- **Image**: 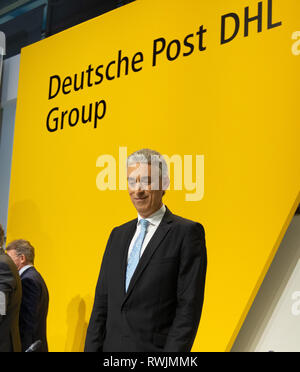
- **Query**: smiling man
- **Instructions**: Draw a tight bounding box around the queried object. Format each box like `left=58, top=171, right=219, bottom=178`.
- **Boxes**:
left=85, top=149, right=207, bottom=352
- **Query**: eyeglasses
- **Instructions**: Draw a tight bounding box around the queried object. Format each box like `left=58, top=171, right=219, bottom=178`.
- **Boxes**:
left=127, top=176, right=159, bottom=189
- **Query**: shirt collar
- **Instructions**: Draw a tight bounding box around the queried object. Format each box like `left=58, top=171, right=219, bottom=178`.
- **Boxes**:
left=19, top=264, right=33, bottom=276
left=138, top=204, right=166, bottom=227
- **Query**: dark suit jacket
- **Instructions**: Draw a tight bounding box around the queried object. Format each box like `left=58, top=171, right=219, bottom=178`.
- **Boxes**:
left=19, top=266, right=49, bottom=352
left=0, top=252, right=22, bottom=352
left=85, top=207, right=207, bottom=352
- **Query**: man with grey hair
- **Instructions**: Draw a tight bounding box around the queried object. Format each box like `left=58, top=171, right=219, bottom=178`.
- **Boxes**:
left=85, top=148, right=207, bottom=352
left=0, top=224, right=22, bottom=352
left=6, top=239, right=49, bottom=352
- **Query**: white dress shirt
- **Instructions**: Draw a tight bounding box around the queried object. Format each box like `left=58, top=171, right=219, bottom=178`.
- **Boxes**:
left=127, top=204, right=166, bottom=261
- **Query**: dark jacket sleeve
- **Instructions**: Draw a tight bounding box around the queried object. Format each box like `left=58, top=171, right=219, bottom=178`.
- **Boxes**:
left=0, top=261, right=16, bottom=323
left=84, top=229, right=114, bottom=352
left=19, top=277, right=41, bottom=351
left=163, top=222, right=207, bottom=352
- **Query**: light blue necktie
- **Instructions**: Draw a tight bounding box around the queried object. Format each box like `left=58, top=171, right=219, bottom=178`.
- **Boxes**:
left=125, top=219, right=149, bottom=292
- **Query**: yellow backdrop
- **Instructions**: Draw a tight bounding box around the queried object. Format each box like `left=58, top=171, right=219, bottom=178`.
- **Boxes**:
left=7, top=0, right=300, bottom=351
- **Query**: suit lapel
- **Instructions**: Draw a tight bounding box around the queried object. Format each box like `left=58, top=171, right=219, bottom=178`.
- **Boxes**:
left=122, top=207, right=173, bottom=306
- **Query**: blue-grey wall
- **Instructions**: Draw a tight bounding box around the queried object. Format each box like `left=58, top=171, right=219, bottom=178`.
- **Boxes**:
left=0, top=54, right=19, bottom=235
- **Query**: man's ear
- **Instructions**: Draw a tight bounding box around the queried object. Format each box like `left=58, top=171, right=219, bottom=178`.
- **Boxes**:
left=162, top=176, right=170, bottom=191
left=20, top=254, right=26, bottom=264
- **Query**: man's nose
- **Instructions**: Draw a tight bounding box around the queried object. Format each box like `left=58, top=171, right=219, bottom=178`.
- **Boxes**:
left=134, top=182, right=145, bottom=192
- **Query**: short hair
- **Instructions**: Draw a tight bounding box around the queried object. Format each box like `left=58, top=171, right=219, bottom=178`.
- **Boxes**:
left=0, top=224, right=4, bottom=250
left=127, top=148, right=169, bottom=178
left=6, top=239, right=35, bottom=264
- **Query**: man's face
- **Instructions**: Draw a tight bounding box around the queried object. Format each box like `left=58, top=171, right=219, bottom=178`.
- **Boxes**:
left=127, top=163, right=167, bottom=218
left=6, top=249, right=25, bottom=270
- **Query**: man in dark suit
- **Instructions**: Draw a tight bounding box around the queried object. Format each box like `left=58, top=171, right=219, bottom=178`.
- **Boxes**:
left=0, top=224, right=22, bottom=352
left=6, top=239, right=49, bottom=352
left=85, top=149, right=207, bottom=352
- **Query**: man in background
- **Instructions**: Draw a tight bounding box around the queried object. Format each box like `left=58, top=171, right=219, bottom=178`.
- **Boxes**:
left=0, top=224, right=22, bottom=352
left=6, top=239, right=49, bottom=352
